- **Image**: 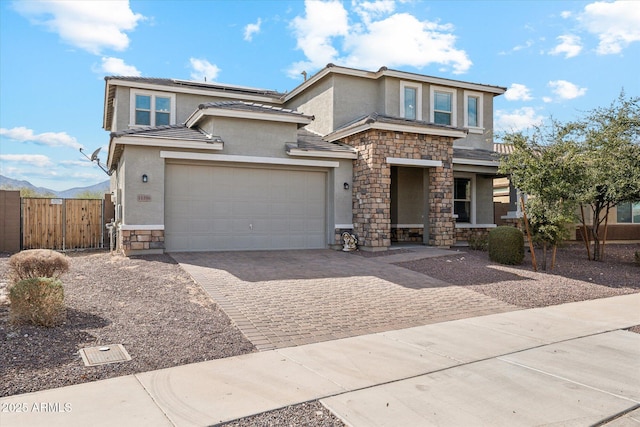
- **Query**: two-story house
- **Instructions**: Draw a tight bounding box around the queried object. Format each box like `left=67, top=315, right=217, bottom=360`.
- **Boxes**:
left=103, top=64, right=506, bottom=255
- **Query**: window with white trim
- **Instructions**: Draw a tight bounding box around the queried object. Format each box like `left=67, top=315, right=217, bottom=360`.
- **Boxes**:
left=130, top=90, right=176, bottom=127
left=430, top=86, right=457, bottom=126
left=454, top=177, right=472, bottom=223
left=400, top=81, right=422, bottom=120
left=617, top=202, right=640, bottom=223
left=464, top=90, right=484, bottom=132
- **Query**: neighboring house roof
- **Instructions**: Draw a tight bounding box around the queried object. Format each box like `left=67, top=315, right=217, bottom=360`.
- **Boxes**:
left=185, top=101, right=314, bottom=128
left=286, top=129, right=358, bottom=159
left=493, top=143, right=515, bottom=155
left=325, top=112, right=468, bottom=142
left=107, top=125, right=223, bottom=169
left=453, top=147, right=500, bottom=163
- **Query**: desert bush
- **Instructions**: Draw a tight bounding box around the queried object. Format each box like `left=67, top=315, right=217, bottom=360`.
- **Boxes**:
left=468, top=234, right=488, bottom=251
left=8, top=249, right=69, bottom=284
left=488, top=226, right=525, bottom=265
left=9, top=278, right=66, bottom=327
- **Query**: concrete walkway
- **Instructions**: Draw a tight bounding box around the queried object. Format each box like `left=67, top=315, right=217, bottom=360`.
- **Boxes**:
left=171, top=248, right=517, bottom=350
left=1, top=293, right=639, bottom=427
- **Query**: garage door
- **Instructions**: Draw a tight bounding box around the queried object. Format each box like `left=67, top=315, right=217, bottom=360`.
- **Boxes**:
left=165, top=163, right=327, bottom=251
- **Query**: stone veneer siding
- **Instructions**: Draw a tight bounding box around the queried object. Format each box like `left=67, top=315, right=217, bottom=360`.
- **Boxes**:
left=391, top=227, right=423, bottom=243
left=342, top=130, right=455, bottom=250
left=120, top=229, right=165, bottom=253
left=454, top=227, right=492, bottom=245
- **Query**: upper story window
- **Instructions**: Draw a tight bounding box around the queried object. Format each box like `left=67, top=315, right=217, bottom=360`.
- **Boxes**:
left=430, top=86, right=457, bottom=126
left=464, top=91, right=484, bottom=133
left=617, top=202, right=640, bottom=223
left=130, top=90, right=176, bottom=127
left=400, top=81, right=422, bottom=120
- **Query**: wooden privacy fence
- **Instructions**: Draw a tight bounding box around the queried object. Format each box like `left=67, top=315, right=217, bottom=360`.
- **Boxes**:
left=22, top=198, right=104, bottom=251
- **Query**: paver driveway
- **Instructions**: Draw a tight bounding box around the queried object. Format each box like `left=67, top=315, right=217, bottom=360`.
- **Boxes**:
left=171, top=249, right=518, bottom=350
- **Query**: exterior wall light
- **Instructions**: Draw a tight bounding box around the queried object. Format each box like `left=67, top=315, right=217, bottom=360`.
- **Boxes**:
left=142, top=174, right=148, bottom=183
left=343, top=182, right=350, bottom=190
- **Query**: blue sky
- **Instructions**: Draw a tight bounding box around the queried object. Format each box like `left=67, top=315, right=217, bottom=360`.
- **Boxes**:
left=1, top=0, right=638, bottom=191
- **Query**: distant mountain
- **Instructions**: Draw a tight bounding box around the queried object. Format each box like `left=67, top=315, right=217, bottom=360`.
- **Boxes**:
left=0, top=175, right=110, bottom=198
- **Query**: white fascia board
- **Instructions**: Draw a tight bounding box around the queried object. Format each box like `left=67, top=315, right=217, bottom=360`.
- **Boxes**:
left=453, top=164, right=499, bottom=174
left=453, top=158, right=500, bottom=167
left=160, top=151, right=340, bottom=168
left=386, top=157, right=443, bottom=167
left=335, top=224, right=354, bottom=229
left=287, top=148, right=357, bottom=159
left=114, top=136, right=224, bottom=151
left=326, top=121, right=466, bottom=142
left=382, top=70, right=506, bottom=95
left=284, top=67, right=376, bottom=101
left=184, top=110, right=205, bottom=128
left=193, top=108, right=313, bottom=126
left=107, top=79, right=282, bottom=104
left=119, top=224, right=165, bottom=230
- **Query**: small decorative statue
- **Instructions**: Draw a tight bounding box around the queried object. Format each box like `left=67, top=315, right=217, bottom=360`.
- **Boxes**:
left=342, top=232, right=358, bottom=252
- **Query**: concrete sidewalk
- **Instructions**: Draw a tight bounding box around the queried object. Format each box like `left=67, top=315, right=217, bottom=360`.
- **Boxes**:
left=1, top=293, right=639, bottom=427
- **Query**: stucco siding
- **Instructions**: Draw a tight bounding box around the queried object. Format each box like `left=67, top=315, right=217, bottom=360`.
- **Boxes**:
left=200, top=117, right=298, bottom=158
left=332, top=75, right=379, bottom=130
left=121, top=146, right=165, bottom=225
left=476, top=175, right=495, bottom=224
left=285, top=77, right=334, bottom=135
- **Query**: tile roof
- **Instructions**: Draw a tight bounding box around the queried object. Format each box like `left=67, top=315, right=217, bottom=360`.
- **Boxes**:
left=287, top=129, right=358, bottom=154
left=105, top=76, right=284, bottom=97
left=334, top=113, right=467, bottom=134
left=197, top=101, right=313, bottom=119
left=111, top=124, right=222, bottom=143
left=493, top=143, right=515, bottom=155
left=453, top=148, right=500, bottom=162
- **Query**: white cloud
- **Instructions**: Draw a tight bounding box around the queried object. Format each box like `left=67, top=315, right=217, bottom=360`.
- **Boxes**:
left=288, top=0, right=471, bottom=78
left=0, top=127, right=83, bottom=149
left=560, top=11, right=572, bottom=19
left=542, top=96, right=553, bottom=103
left=549, top=34, right=582, bottom=58
left=189, top=58, right=221, bottom=82
left=495, top=107, right=545, bottom=132
left=0, top=154, right=53, bottom=168
left=98, top=57, right=141, bottom=76
left=548, top=80, right=587, bottom=100
left=244, top=18, right=262, bottom=41
left=13, top=0, right=144, bottom=54
left=354, top=0, right=396, bottom=23
left=289, top=0, right=349, bottom=75
left=504, top=83, right=533, bottom=101
left=580, top=1, right=640, bottom=54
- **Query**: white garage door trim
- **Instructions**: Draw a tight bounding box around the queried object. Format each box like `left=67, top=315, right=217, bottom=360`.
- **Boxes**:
left=165, top=162, right=328, bottom=252
left=160, top=150, right=339, bottom=168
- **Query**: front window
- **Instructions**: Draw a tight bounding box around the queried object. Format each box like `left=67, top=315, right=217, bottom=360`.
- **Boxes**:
left=430, top=86, right=456, bottom=126
left=617, top=202, right=640, bottom=223
left=467, top=96, right=478, bottom=127
left=131, top=91, right=175, bottom=127
left=454, top=178, right=471, bottom=223
left=404, top=87, right=416, bottom=120
left=400, top=81, right=422, bottom=120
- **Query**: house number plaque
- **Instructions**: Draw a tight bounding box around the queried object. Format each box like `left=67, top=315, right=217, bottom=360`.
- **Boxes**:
left=137, top=194, right=152, bottom=202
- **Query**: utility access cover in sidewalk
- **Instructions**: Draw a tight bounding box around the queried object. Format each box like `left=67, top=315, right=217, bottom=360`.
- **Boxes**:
left=80, top=344, right=131, bottom=366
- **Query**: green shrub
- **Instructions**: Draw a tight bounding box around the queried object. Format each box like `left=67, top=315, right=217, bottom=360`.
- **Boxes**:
left=468, top=234, right=488, bottom=251
left=635, top=251, right=640, bottom=266
left=8, top=249, right=69, bottom=285
left=488, top=226, right=525, bottom=265
left=9, top=278, right=66, bottom=327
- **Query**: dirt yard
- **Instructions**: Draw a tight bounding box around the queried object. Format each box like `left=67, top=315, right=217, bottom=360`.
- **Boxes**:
left=1, top=243, right=638, bottom=425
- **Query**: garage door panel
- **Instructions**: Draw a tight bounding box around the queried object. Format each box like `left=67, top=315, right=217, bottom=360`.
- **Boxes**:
left=166, top=164, right=327, bottom=252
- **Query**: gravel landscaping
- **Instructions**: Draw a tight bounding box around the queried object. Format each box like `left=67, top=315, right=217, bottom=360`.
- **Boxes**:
left=1, top=243, right=638, bottom=425
left=0, top=252, right=254, bottom=398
